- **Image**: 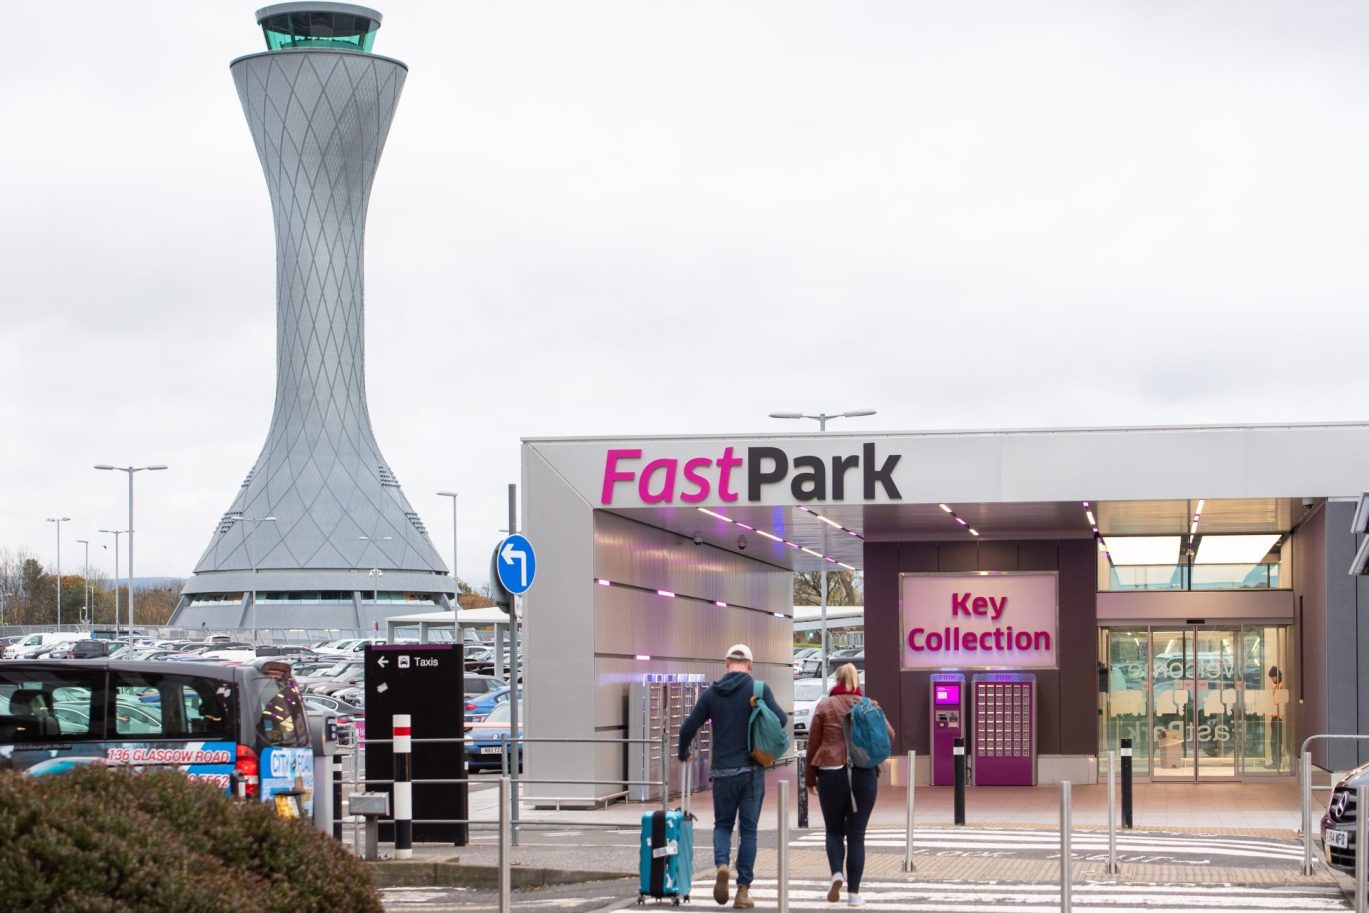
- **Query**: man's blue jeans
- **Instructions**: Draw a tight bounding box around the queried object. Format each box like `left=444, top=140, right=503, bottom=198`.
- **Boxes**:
left=711, top=767, right=764, bottom=886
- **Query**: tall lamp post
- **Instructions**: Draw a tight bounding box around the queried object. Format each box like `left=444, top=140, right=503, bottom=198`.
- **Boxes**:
left=94, top=464, right=168, bottom=649
left=437, top=491, right=459, bottom=644
left=768, top=409, right=877, bottom=683
left=46, top=517, right=70, bottom=627
left=75, top=539, right=90, bottom=624
left=100, top=529, right=125, bottom=637
left=228, top=515, right=276, bottom=643
left=359, top=536, right=392, bottom=637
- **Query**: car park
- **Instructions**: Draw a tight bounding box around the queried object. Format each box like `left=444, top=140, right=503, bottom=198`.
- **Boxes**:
left=465, top=700, right=523, bottom=772
left=1322, top=761, right=1369, bottom=871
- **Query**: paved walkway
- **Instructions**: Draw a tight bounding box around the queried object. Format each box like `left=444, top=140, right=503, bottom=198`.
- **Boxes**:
left=378, top=768, right=1332, bottom=882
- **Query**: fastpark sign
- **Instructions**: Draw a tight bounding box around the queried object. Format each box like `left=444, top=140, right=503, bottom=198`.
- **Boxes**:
left=600, top=443, right=902, bottom=505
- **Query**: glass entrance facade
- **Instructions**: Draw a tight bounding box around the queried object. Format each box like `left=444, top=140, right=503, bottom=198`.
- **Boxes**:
left=1099, top=625, right=1290, bottom=779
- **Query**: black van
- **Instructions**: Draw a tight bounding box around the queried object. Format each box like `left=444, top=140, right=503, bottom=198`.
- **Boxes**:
left=0, top=659, right=314, bottom=814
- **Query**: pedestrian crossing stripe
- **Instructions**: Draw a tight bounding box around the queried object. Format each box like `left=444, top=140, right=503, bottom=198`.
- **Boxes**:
left=649, top=878, right=1350, bottom=912
left=791, top=828, right=1304, bottom=861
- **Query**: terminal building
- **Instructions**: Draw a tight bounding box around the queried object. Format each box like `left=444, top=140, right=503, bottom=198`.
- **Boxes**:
left=522, top=421, right=1369, bottom=799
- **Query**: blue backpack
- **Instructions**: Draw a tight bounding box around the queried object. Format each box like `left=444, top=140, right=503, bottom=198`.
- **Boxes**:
left=844, top=697, right=891, bottom=769
left=747, top=680, right=790, bottom=765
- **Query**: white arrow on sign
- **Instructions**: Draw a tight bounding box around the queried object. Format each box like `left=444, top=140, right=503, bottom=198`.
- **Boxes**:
left=501, top=540, right=529, bottom=588
left=378, top=656, right=389, bottom=668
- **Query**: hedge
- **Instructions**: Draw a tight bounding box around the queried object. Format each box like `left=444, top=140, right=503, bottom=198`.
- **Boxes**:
left=0, top=766, right=382, bottom=913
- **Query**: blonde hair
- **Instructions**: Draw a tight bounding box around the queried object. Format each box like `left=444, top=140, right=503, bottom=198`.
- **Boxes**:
left=833, top=663, right=860, bottom=691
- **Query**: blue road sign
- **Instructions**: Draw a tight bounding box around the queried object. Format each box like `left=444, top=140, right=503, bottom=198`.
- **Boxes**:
left=496, top=534, right=536, bottom=595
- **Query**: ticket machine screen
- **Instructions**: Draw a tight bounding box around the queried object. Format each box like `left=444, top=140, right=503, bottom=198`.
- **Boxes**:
left=934, top=683, right=960, bottom=706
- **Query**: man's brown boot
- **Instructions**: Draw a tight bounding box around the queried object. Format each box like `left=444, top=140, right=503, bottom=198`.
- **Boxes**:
left=713, top=866, right=730, bottom=905
left=733, top=885, right=755, bottom=909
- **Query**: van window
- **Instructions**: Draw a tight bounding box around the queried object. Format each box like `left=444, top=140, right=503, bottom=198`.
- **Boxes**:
left=110, top=671, right=234, bottom=741
left=0, top=668, right=103, bottom=741
left=253, top=676, right=308, bottom=748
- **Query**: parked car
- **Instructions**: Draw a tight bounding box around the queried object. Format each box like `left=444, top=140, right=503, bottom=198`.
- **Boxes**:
left=465, top=701, right=523, bottom=772
left=791, top=676, right=828, bottom=739
left=1323, top=761, right=1369, bottom=871
left=67, top=640, right=117, bottom=660
left=316, top=638, right=383, bottom=656
left=303, top=692, right=364, bottom=717
left=463, top=674, right=504, bottom=701
left=465, top=685, right=519, bottom=723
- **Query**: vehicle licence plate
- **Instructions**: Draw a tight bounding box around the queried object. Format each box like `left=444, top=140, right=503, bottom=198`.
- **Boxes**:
left=1326, top=829, right=1349, bottom=849
left=480, top=746, right=502, bottom=755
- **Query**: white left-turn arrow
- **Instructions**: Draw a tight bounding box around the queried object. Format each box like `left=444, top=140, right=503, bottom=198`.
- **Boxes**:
left=501, top=540, right=528, bottom=588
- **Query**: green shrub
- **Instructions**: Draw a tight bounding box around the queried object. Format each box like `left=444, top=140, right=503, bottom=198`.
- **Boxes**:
left=0, top=766, right=382, bottom=913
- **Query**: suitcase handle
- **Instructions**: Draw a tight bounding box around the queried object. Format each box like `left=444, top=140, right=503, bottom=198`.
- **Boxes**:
left=679, top=757, right=694, bottom=820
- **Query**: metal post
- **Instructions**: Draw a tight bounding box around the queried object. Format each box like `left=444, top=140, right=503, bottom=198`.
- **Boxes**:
left=953, top=737, right=966, bottom=825
left=1302, top=749, right=1314, bottom=875
left=1060, top=780, right=1072, bottom=912
left=797, top=753, right=808, bottom=828
left=904, top=749, right=917, bottom=872
left=1357, top=785, right=1367, bottom=913
left=1120, top=737, right=1133, bottom=829
left=392, top=713, right=412, bottom=859
left=1107, top=750, right=1119, bottom=874
left=127, top=470, right=134, bottom=645
left=819, top=565, right=829, bottom=684
left=661, top=724, right=671, bottom=814
left=507, top=484, right=521, bottom=846
left=499, top=776, right=512, bottom=913
left=778, top=779, right=790, bottom=913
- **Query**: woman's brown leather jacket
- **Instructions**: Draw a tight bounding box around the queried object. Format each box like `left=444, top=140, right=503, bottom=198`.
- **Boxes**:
left=803, top=691, right=896, bottom=790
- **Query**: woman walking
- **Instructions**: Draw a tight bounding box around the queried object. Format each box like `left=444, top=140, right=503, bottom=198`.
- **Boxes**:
left=804, top=663, right=895, bottom=906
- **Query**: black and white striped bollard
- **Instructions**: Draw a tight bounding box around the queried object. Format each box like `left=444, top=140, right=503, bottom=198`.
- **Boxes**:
left=394, top=713, right=413, bottom=859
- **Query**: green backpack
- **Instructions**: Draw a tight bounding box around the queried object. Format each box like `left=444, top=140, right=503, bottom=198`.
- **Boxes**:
left=747, top=680, right=791, bottom=765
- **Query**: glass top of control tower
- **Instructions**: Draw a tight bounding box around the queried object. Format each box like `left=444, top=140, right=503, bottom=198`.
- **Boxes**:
left=256, top=2, right=382, bottom=52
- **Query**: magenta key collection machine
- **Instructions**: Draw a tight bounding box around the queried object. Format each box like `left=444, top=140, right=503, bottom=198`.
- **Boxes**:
left=928, top=672, right=966, bottom=785
left=970, top=672, right=1037, bottom=786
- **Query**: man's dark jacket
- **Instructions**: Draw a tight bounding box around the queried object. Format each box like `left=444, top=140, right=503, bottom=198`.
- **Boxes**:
left=678, top=670, right=787, bottom=770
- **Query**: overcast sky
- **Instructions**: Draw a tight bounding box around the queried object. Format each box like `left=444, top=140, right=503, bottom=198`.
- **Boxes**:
left=2, top=1, right=1366, bottom=586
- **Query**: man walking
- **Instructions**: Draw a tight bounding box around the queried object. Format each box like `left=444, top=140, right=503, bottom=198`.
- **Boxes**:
left=679, top=643, right=787, bottom=909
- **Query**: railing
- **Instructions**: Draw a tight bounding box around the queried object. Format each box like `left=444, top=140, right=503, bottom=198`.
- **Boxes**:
left=1301, top=734, right=1369, bottom=875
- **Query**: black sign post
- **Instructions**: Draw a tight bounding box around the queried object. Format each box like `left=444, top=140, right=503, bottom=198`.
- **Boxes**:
left=365, top=643, right=468, bottom=845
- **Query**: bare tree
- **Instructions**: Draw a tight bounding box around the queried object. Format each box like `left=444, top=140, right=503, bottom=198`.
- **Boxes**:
left=793, top=570, right=862, bottom=606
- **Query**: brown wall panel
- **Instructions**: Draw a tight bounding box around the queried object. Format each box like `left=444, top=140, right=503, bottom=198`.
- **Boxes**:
left=864, top=536, right=1097, bottom=758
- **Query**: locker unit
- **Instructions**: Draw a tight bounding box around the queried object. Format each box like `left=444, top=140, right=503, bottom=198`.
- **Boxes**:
left=627, top=675, right=711, bottom=801
left=971, top=672, right=1037, bottom=786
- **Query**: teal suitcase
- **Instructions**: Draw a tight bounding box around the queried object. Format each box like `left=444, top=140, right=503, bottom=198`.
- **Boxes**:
left=638, top=762, right=695, bottom=904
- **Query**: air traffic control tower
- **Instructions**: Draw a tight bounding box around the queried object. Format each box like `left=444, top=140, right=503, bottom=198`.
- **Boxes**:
left=172, top=4, right=454, bottom=633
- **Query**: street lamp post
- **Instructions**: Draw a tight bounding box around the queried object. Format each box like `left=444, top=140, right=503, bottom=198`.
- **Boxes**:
left=359, top=536, right=393, bottom=637
left=437, top=491, right=459, bottom=644
left=46, top=517, right=70, bottom=627
left=228, top=515, right=276, bottom=643
left=768, top=409, right=877, bottom=683
left=94, top=464, right=168, bottom=648
left=368, top=568, right=383, bottom=632
left=99, top=530, right=125, bottom=637
left=75, top=539, right=90, bottom=624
